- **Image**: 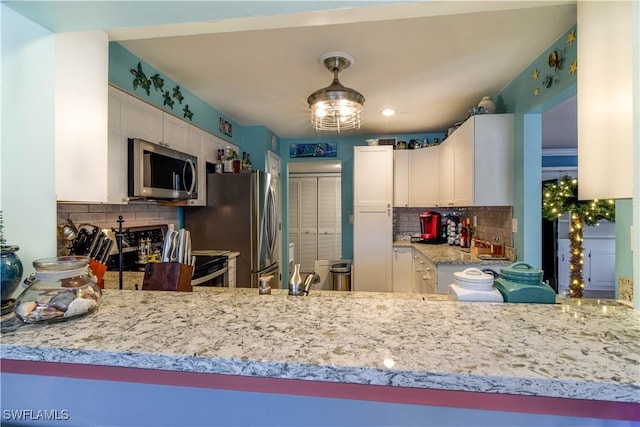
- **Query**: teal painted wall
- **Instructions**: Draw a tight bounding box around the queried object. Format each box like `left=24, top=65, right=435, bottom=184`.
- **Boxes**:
left=109, top=42, right=244, bottom=146
left=496, top=24, right=578, bottom=267
left=615, top=200, right=633, bottom=285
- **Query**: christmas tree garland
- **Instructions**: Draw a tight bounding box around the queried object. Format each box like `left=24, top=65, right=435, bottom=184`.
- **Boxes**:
left=542, top=176, right=615, bottom=297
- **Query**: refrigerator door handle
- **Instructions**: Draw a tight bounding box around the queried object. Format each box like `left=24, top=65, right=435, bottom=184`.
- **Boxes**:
left=265, top=184, right=277, bottom=255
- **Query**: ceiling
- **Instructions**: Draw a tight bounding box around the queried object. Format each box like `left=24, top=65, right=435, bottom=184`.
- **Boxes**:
left=7, top=1, right=577, bottom=144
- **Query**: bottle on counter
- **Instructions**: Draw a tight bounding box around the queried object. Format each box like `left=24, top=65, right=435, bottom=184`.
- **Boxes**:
left=289, top=263, right=302, bottom=296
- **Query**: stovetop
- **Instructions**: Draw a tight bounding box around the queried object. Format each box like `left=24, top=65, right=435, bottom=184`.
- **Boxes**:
left=105, top=224, right=168, bottom=271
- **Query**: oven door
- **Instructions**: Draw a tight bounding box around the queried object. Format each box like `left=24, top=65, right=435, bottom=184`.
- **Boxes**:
left=191, top=256, right=228, bottom=286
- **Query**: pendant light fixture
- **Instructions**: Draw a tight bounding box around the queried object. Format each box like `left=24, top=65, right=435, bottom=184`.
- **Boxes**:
left=307, top=52, right=365, bottom=132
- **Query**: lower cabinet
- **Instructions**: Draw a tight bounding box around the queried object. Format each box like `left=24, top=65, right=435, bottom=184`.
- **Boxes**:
left=392, top=247, right=414, bottom=292
left=353, top=205, right=393, bottom=292
left=392, top=245, right=497, bottom=294
left=413, top=251, right=437, bottom=294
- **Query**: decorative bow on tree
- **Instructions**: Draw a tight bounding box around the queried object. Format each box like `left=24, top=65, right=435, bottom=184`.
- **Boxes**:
left=542, top=176, right=615, bottom=298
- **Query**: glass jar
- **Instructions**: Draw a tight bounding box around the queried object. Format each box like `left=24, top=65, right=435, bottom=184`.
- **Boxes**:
left=14, top=256, right=102, bottom=323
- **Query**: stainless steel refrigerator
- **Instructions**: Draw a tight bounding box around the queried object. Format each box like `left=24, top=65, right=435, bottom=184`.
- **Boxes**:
left=185, top=171, right=279, bottom=287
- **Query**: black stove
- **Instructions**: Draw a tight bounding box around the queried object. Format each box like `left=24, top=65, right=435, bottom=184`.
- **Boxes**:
left=191, top=255, right=229, bottom=286
left=105, top=225, right=167, bottom=271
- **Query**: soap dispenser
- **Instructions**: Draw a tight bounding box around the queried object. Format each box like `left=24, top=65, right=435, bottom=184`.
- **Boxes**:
left=258, top=275, right=272, bottom=295
left=289, top=263, right=302, bottom=296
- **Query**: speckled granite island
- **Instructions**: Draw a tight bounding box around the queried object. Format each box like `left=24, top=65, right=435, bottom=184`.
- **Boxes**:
left=1, top=282, right=638, bottom=425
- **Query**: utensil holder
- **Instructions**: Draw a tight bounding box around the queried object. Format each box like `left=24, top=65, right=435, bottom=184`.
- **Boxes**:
left=142, top=262, right=193, bottom=292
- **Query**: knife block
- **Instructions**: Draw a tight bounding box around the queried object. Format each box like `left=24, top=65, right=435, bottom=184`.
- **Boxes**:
left=142, top=262, right=193, bottom=292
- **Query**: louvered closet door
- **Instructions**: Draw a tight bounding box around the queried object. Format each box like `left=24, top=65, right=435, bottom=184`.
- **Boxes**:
left=294, top=177, right=318, bottom=272
left=317, top=177, right=342, bottom=260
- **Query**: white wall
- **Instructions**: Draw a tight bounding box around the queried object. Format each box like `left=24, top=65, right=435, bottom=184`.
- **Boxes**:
left=1, top=5, right=57, bottom=293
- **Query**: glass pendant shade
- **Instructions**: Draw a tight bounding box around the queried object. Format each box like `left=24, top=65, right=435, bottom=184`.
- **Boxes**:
left=307, top=53, right=365, bottom=132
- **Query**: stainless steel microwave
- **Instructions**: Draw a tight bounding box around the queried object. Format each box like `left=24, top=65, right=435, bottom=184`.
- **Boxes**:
left=128, top=138, right=198, bottom=200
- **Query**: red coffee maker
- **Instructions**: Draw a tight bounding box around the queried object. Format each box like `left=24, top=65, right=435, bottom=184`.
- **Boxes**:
left=420, top=211, right=441, bottom=242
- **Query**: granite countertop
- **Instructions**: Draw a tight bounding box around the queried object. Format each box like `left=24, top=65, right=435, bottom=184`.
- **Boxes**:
left=394, top=241, right=512, bottom=266
left=1, top=286, right=638, bottom=403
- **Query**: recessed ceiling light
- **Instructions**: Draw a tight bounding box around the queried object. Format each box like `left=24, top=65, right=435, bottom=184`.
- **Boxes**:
left=380, top=108, right=395, bottom=117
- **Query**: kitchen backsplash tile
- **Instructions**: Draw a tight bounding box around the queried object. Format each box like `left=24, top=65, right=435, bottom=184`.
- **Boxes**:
left=393, top=206, right=513, bottom=247
left=57, top=203, right=178, bottom=230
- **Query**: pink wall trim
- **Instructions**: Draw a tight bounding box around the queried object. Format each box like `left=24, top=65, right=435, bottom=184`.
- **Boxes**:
left=2, top=359, right=638, bottom=421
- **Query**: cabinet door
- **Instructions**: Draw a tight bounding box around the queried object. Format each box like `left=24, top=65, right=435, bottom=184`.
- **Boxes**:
left=472, top=114, right=514, bottom=206
left=106, top=87, right=129, bottom=204
left=453, top=122, right=474, bottom=206
left=409, top=146, right=440, bottom=207
left=187, top=126, right=207, bottom=206
left=354, top=146, right=393, bottom=207
left=438, top=140, right=455, bottom=207
left=162, top=113, right=190, bottom=153
left=392, top=247, right=413, bottom=292
left=587, top=249, right=615, bottom=291
left=353, top=205, right=393, bottom=292
left=393, top=151, right=409, bottom=207
left=126, top=96, right=163, bottom=144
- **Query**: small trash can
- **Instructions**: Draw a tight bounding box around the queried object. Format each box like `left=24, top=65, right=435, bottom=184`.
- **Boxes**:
left=330, top=261, right=352, bottom=291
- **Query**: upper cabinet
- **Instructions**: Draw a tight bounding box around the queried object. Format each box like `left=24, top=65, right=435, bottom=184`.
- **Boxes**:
left=393, top=150, right=409, bottom=207
left=83, top=85, right=237, bottom=206
left=126, top=95, right=163, bottom=144
left=438, top=114, right=514, bottom=207
left=354, top=145, right=393, bottom=207
left=409, top=146, right=440, bottom=207
left=162, top=113, right=191, bottom=154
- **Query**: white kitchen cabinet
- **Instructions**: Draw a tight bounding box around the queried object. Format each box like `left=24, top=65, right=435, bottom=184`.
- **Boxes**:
left=126, top=95, right=163, bottom=144
left=353, top=146, right=393, bottom=292
left=353, top=205, right=393, bottom=292
left=55, top=31, right=109, bottom=203
left=354, top=146, right=394, bottom=207
left=413, top=250, right=436, bottom=294
left=438, top=139, right=455, bottom=207
left=439, top=114, right=514, bottom=207
left=186, top=126, right=208, bottom=206
left=392, top=247, right=414, bottom=292
left=393, top=150, right=409, bottom=207
left=106, top=86, right=130, bottom=204
left=409, top=146, right=440, bottom=207
left=162, top=113, right=191, bottom=154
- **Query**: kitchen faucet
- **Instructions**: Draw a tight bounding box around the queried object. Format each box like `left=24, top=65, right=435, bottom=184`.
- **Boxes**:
left=302, top=273, right=320, bottom=296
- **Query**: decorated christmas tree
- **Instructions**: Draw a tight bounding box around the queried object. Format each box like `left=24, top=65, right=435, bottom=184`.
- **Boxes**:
left=542, top=176, right=615, bottom=298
